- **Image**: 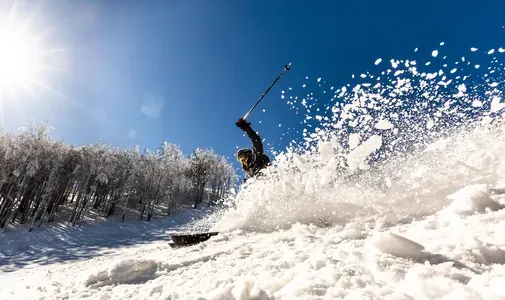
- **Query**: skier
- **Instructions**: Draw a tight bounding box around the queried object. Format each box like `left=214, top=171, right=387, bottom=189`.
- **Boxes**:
left=235, top=118, right=270, bottom=182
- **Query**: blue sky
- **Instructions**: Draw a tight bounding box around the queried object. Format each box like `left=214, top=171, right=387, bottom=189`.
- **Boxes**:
left=1, top=0, right=504, bottom=171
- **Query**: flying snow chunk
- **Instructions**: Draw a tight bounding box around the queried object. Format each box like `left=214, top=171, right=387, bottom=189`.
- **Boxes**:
left=488, top=49, right=495, bottom=55
left=390, top=59, right=399, bottom=69
left=472, top=100, right=483, bottom=107
left=348, top=133, right=361, bottom=150
left=426, top=119, right=435, bottom=130
left=475, top=65, right=480, bottom=69
left=414, top=47, right=418, bottom=52
left=491, top=96, right=505, bottom=112
left=374, top=58, right=382, bottom=65
left=317, top=77, right=322, bottom=82
left=374, top=119, right=393, bottom=130
left=440, top=42, right=445, bottom=46
left=432, top=50, right=439, bottom=57
left=263, top=109, right=266, bottom=112
left=471, top=47, right=478, bottom=52
left=499, top=48, right=505, bottom=53
left=490, top=82, right=499, bottom=87
left=346, top=135, right=382, bottom=171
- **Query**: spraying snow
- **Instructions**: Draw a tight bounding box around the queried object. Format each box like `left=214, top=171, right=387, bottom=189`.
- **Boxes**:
left=213, top=45, right=505, bottom=234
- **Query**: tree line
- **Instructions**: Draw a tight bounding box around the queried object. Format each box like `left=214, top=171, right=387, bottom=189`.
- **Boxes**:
left=0, top=123, right=236, bottom=231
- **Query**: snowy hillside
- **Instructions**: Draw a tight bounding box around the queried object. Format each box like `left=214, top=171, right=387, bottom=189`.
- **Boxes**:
left=2, top=45, right=505, bottom=299
left=1, top=183, right=505, bottom=299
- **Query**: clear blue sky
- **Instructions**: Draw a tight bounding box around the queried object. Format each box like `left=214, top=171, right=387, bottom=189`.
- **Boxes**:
left=1, top=0, right=504, bottom=170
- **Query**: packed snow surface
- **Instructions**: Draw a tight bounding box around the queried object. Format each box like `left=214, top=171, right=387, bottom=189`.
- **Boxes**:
left=2, top=45, right=505, bottom=299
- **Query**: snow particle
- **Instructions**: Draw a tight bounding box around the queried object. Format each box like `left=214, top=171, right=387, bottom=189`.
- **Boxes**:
left=375, top=118, right=394, bottom=130
left=472, top=100, right=483, bottom=107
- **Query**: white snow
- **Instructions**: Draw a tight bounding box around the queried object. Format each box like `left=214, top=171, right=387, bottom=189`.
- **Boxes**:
left=472, top=100, right=483, bottom=107
left=432, top=50, right=439, bottom=57
left=345, top=134, right=382, bottom=171
left=348, top=133, right=361, bottom=150
left=490, top=96, right=505, bottom=113
left=375, top=58, right=382, bottom=65
left=374, top=118, right=394, bottom=130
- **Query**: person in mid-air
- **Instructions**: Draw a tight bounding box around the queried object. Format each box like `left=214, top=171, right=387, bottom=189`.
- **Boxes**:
left=235, top=118, right=270, bottom=182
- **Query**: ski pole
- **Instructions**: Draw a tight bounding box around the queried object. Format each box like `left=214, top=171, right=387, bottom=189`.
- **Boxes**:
left=243, top=62, right=292, bottom=120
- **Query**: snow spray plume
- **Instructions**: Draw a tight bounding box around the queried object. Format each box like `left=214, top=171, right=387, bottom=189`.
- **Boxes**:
left=213, top=45, right=505, bottom=233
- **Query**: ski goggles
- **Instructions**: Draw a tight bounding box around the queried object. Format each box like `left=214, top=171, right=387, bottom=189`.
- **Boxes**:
left=237, top=154, right=249, bottom=164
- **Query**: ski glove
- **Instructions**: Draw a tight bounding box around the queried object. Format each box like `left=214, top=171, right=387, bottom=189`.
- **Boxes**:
left=236, top=118, right=251, bottom=129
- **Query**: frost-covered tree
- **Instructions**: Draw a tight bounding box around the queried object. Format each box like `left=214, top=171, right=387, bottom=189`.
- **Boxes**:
left=0, top=123, right=236, bottom=230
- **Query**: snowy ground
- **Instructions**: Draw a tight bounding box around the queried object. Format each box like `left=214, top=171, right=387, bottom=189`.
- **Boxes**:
left=0, top=207, right=220, bottom=272
left=1, top=184, right=504, bottom=299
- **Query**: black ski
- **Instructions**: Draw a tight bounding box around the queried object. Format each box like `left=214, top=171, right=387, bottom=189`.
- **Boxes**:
left=169, top=231, right=219, bottom=248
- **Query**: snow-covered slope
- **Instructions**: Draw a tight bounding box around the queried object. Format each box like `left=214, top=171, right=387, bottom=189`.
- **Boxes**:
left=1, top=184, right=504, bottom=299
left=2, top=45, right=505, bottom=299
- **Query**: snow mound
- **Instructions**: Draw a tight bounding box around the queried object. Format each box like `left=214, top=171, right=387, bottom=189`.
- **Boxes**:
left=208, top=278, right=273, bottom=300
left=371, top=232, right=425, bottom=260
left=85, top=259, right=158, bottom=287
left=421, top=184, right=505, bottom=230
left=445, top=184, right=503, bottom=215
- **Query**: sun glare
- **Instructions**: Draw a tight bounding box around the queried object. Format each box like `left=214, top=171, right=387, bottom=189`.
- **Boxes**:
left=0, top=28, right=41, bottom=88
left=0, top=5, right=59, bottom=101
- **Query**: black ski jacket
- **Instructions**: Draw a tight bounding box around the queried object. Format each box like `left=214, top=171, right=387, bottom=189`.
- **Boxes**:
left=240, top=124, right=270, bottom=179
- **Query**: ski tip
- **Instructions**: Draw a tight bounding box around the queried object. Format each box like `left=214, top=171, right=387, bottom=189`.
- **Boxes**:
left=285, top=62, right=292, bottom=70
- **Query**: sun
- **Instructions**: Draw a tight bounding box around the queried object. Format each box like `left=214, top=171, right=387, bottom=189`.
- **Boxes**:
left=0, top=5, right=59, bottom=101
left=0, top=28, right=41, bottom=88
